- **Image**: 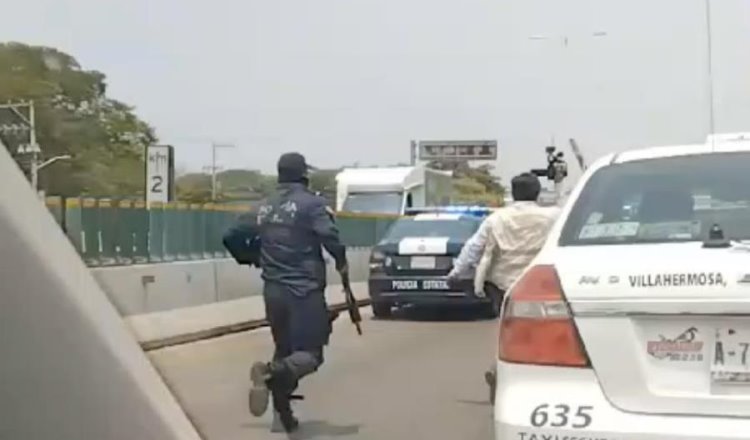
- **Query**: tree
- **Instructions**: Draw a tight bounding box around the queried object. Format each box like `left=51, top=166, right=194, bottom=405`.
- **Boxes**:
left=175, top=169, right=276, bottom=203
left=308, top=169, right=339, bottom=205
left=218, top=169, right=275, bottom=201
left=459, top=164, right=504, bottom=194
left=0, top=42, right=156, bottom=197
left=175, top=168, right=342, bottom=205
left=308, top=169, right=337, bottom=193
left=427, top=160, right=504, bottom=206
left=174, top=173, right=212, bottom=203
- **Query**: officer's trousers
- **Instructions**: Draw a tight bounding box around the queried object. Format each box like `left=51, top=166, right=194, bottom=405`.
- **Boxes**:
left=263, top=282, right=331, bottom=391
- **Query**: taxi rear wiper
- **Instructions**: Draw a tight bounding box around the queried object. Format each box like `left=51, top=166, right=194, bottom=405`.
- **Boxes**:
left=703, top=223, right=731, bottom=248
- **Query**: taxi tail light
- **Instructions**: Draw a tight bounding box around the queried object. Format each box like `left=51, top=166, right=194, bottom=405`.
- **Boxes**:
left=499, top=265, right=590, bottom=368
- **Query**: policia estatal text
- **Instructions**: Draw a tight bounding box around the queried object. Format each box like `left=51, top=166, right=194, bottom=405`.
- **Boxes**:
left=223, top=152, right=348, bottom=433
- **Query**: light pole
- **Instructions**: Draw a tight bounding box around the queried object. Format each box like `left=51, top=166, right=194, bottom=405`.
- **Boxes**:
left=527, top=31, right=608, bottom=139
left=703, top=0, right=716, bottom=144
left=32, top=155, right=72, bottom=191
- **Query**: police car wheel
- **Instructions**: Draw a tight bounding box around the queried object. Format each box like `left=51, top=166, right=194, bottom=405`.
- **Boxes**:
left=371, top=302, right=392, bottom=318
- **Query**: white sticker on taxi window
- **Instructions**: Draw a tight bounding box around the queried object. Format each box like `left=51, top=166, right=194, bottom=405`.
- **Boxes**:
left=637, top=221, right=701, bottom=240
left=578, top=222, right=640, bottom=239
left=585, top=212, right=603, bottom=224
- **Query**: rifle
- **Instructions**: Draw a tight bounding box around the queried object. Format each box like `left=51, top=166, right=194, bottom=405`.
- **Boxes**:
left=340, top=271, right=363, bottom=335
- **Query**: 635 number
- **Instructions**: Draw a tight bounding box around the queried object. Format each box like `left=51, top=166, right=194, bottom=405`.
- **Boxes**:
left=530, top=404, right=593, bottom=429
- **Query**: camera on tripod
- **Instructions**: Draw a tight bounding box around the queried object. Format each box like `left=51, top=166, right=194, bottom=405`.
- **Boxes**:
left=531, top=146, right=568, bottom=182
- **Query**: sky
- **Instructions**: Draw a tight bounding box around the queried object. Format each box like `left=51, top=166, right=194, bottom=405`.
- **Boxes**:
left=2, top=0, right=749, bottom=185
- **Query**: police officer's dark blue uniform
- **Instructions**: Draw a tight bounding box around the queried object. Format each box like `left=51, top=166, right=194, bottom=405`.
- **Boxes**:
left=223, top=152, right=347, bottom=433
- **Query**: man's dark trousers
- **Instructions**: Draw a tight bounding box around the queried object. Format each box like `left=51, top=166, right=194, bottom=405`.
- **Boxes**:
left=263, top=281, right=330, bottom=412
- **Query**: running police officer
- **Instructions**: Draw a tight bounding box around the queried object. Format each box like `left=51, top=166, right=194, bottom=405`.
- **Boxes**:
left=223, top=152, right=348, bottom=433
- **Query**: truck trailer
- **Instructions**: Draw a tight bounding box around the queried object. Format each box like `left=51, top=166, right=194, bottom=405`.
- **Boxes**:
left=335, top=166, right=453, bottom=215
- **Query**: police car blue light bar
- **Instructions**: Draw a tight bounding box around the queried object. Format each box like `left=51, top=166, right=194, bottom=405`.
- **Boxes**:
left=404, top=206, right=493, bottom=218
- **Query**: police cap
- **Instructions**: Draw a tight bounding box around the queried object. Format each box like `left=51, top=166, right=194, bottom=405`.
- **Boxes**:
left=277, top=152, right=316, bottom=183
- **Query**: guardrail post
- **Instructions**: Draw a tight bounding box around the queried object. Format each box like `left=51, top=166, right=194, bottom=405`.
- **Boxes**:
left=176, top=202, right=190, bottom=260
left=163, top=202, right=178, bottom=261
left=202, top=203, right=216, bottom=259
left=64, top=197, right=83, bottom=256
left=190, top=203, right=205, bottom=259
left=97, top=198, right=118, bottom=265
left=148, top=201, right=165, bottom=263
left=81, top=198, right=100, bottom=266
left=133, top=199, right=149, bottom=264
left=116, top=200, right=135, bottom=265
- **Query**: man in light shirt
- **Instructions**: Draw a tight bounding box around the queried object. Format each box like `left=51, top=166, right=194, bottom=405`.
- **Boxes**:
left=447, top=172, right=560, bottom=402
left=448, top=172, right=559, bottom=290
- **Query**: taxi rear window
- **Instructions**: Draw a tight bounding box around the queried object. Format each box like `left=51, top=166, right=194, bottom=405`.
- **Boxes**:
left=384, top=218, right=479, bottom=241
left=559, top=152, right=750, bottom=246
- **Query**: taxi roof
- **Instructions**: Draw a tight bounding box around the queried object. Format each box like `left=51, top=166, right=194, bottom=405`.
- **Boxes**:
left=611, top=133, right=750, bottom=165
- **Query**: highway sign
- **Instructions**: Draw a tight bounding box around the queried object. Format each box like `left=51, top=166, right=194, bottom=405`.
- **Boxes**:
left=418, top=140, right=497, bottom=161
left=145, top=145, right=175, bottom=207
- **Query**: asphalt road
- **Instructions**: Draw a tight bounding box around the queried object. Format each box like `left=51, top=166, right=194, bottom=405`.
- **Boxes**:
left=150, top=307, right=497, bottom=440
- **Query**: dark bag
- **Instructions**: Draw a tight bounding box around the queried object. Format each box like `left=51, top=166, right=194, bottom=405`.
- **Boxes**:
left=222, top=230, right=261, bottom=267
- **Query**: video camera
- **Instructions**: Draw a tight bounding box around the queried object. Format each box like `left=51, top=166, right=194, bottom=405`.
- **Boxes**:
left=531, top=145, right=568, bottom=182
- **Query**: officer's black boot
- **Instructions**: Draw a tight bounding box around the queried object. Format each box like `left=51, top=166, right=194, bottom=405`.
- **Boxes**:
left=268, top=362, right=299, bottom=433
left=271, top=409, right=299, bottom=433
left=485, top=368, right=497, bottom=405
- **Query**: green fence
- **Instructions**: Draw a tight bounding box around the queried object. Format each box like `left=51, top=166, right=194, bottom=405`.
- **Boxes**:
left=46, top=198, right=396, bottom=266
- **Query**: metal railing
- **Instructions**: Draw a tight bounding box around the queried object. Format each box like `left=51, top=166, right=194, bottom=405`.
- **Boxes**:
left=45, top=197, right=398, bottom=266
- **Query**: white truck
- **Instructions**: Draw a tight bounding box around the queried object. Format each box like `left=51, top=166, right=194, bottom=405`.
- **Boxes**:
left=335, top=166, right=453, bottom=215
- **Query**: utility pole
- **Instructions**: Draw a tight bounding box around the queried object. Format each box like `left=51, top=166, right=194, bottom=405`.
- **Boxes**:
left=1, top=100, right=71, bottom=194
left=211, top=143, right=217, bottom=201
left=0, top=101, right=38, bottom=156
left=28, top=100, right=39, bottom=191
left=409, top=140, right=417, bottom=166
left=204, top=143, right=234, bottom=201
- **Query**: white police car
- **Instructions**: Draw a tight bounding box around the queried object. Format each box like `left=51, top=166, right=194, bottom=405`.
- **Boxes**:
left=367, top=206, right=499, bottom=318
left=495, top=134, right=750, bottom=440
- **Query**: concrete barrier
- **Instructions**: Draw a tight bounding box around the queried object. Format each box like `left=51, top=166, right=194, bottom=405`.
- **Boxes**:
left=214, top=259, right=262, bottom=302
left=0, top=143, right=201, bottom=440
left=91, top=248, right=372, bottom=316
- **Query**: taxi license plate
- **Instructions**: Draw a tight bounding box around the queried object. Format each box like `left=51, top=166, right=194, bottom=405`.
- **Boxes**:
left=711, top=326, right=750, bottom=384
left=411, top=256, right=435, bottom=270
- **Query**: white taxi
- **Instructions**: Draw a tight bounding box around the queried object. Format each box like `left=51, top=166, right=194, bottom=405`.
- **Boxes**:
left=495, top=134, right=750, bottom=440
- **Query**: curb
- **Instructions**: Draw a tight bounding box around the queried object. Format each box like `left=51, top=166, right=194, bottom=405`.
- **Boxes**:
left=141, top=298, right=372, bottom=351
